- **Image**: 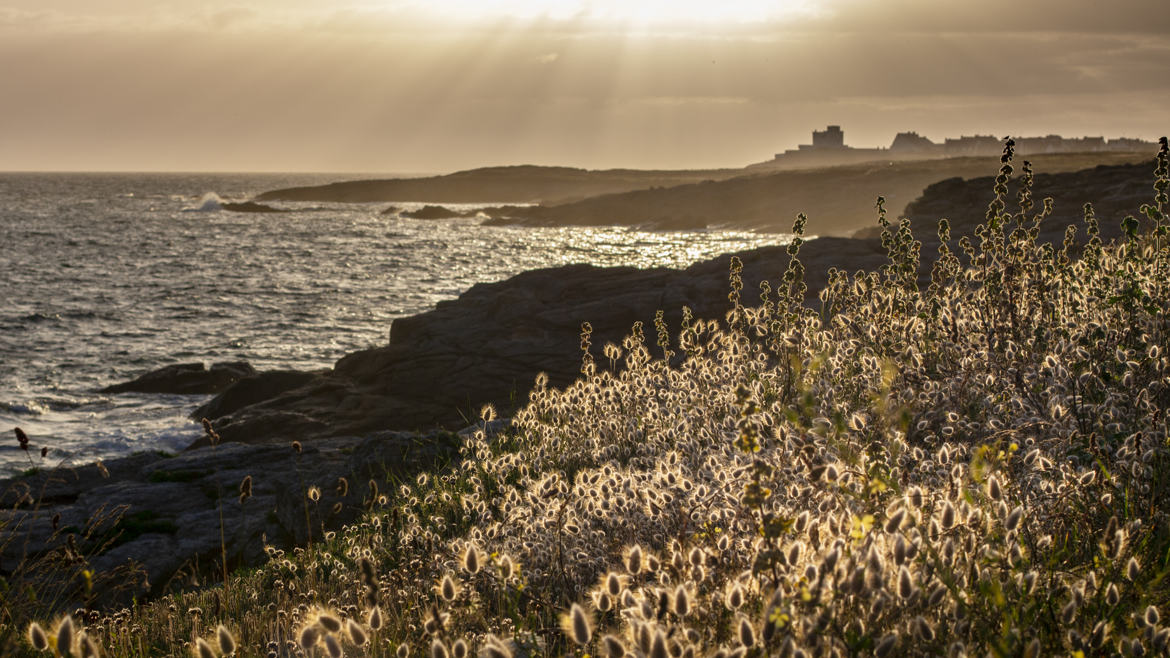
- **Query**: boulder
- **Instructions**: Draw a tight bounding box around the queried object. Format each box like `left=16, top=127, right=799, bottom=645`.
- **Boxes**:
left=101, top=362, right=256, bottom=395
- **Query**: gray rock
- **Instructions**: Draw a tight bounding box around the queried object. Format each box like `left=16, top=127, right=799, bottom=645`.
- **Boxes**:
left=102, top=362, right=256, bottom=395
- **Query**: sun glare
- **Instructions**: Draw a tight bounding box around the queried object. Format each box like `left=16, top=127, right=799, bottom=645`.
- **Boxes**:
left=402, top=0, right=820, bottom=26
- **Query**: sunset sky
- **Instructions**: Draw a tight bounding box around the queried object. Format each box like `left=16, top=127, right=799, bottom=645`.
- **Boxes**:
left=1, top=0, right=1167, bottom=173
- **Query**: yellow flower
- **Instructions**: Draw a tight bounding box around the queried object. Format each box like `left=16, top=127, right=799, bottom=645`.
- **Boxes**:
left=851, top=514, right=875, bottom=540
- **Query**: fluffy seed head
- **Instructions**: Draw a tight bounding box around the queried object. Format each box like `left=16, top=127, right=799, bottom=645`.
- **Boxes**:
left=317, top=612, right=342, bottom=633
left=347, top=619, right=368, bottom=646
left=299, top=626, right=320, bottom=651
left=625, top=545, right=644, bottom=575
left=738, top=617, right=755, bottom=647
left=368, top=606, right=384, bottom=631
left=440, top=573, right=459, bottom=601
left=28, top=623, right=49, bottom=651
left=195, top=637, right=216, bottom=658
left=77, top=632, right=98, bottom=658
left=1126, top=557, right=1141, bottom=581
left=56, top=616, right=75, bottom=657
left=431, top=639, right=450, bottom=658
left=562, top=603, right=592, bottom=645
left=462, top=545, right=481, bottom=575
left=1005, top=506, right=1024, bottom=532
left=217, top=625, right=236, bottom=656
left=602, top=635, right=626, bottom=658
left=324, top=633, right=344, bottom=658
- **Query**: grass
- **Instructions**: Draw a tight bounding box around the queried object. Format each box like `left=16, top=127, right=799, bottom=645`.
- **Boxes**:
left=3, top=137, right=1169, bottom=657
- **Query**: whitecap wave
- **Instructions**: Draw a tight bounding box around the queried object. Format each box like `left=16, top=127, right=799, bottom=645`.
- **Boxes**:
left=183, top=192, right=223, bottom=212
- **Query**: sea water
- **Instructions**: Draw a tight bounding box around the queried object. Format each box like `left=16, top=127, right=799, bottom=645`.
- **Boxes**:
left=0, top=172, right=786, bottom=475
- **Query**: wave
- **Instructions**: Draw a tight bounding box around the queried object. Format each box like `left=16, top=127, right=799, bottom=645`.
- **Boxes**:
left=183, top=192, right=223, bottom=212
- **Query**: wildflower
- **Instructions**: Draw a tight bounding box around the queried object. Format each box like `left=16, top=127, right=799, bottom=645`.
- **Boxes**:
left=299, top=626, right=320, bottom=651
left=625, top=545, right=644, bottom=575
left=317, top=611, right=342, bottom=633
left=324, top=633, right=344, bottom=658
left=737, top=616, right=755, bottom=647
left=77, top=632, right=99, bottom=658
left=27, top=623, right=48, bottom=651
left=439, top=573, right=459, bottom=601
left=599, top=634, right=626, bottom=657
left=1004, top=506, right=1023, bottom=532
left=1126, top=556, right=1141, bottom=581
left=897, top=565, right=915, bottom=599
left=562, top=603, right=592, bottom=646
left=195, top=637, right=216, bottom=658
left=56, top=616, right=74, bottom=657
left=479, top=636, right=513, bottom=658
left=987, top=475, right=1002, bottom=501
left=346, top=619, right=368, bottom=646
left=217, top=625, right=236, bottom=656
left=367, top=606, right=383, bottom=631
left=461, top=544, right=481, bottom=575
left=672, top=584, right=691, bottom=617
left=875, top=633, right=898, bottom=657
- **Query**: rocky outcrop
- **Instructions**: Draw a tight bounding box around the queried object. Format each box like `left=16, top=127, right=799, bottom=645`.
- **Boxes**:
left=101, top=362, right=256, bottom=395
left=195, top=236, right=890, bottom=446
left=901, top=161, right=1153, bottom=246
left=401, top=205, right=470, bottom=220
left=0, top=425, right=476, bottom=605
left=190, top=370, right=323, bottom=420
left=255, top=165, right=740, bottom=205
left=479, top=153, right=1154, bottom=235
left=220, top=201, right=288, bottom=213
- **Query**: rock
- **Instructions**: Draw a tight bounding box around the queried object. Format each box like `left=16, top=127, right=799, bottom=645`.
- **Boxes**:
left=101, top=362, right=256, bottom=395
left=220, top=201, right=288, bottom=213
left=400, top=205, right=467, bottom=219
left=380, top=205, right=400, bottom=215
left=0, top=427, right=464, bottom=606
left=191, top=370, right=322, bottom=421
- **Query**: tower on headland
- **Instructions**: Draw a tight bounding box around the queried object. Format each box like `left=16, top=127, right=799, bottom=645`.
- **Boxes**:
left=811, top=125, right=845, bottom=149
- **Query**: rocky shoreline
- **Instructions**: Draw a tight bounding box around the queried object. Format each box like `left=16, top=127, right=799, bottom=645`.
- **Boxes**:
left=0, top=158, right=1152, bottom=607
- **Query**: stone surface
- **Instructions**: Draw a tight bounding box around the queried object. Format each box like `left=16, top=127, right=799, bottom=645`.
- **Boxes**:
left=101, top=362, right=256, bottom=395
left=0, top=428, right=465, bottom=605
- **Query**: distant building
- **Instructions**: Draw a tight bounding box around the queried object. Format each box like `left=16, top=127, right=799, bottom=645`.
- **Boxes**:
left=761, top=127, right=1155, bottom=169
left=812, top=125, right=846, bottom=149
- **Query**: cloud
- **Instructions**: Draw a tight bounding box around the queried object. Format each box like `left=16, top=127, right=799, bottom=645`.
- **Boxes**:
left=536, top=52, right=559, bottom=64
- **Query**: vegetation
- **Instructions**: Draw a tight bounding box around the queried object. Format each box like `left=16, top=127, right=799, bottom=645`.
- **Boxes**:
left=3, top=138, right=1170, bottom=656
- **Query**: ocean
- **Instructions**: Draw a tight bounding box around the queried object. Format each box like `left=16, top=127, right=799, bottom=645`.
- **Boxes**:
left=0, top=172, right=785, bottom=476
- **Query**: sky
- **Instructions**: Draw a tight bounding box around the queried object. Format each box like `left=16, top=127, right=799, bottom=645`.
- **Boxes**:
left=0, top=0, right=1167, bottom=173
